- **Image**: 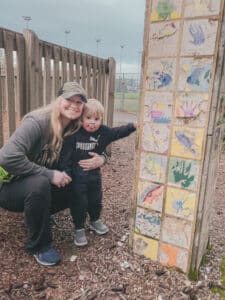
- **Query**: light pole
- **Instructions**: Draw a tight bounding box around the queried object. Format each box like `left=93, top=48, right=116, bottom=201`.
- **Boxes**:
left=119, top=45, right=125, bottom=111
left=95, top=38, right=101, bottom=57
left=65, top=30, right=71, bottom=48
left=22, top=16, right=31, bottom=29
left=137, top=50, right=142, bottom=74
left=119, top=44, right=125, bottom=75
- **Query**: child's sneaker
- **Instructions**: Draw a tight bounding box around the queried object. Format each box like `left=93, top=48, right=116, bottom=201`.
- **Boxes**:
left=89, top=219, right=109, bottom=235
left=74, top=229, right=88, bottom=246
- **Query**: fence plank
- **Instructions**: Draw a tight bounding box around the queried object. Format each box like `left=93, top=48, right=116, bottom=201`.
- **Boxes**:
left=97, top=58, right=102, bottom=101
left=107, top=57, right=116, bottom=127
left=92, top=57, right=97, bottom=98
left=38, top=42, right=44, bottom=107
left=75, top=51, right=81, bottom=84
left=4, top=30, right=16, bottom=136
left=53, top=45, right=60, bottom=96
left=44, top=43, right=52, bottom=104
left=61, top=48, right=67, bottom=83
left=81, top=53, right=87, bottom=89
left=68, top=50, right=74, bottom=81
left=86, top=55, right=92, bottom=98
left=15, top=33, right=25, bottom=117
left=24, top=30, right=41, bottom=111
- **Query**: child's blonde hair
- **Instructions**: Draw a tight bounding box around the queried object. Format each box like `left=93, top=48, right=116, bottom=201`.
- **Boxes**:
left=83, top=98, right=104, bottom=118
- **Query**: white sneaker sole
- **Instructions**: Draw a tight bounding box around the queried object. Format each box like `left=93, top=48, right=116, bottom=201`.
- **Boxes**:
left=74, top=240, right=88, bottom=247
left=33, top=254, right=60, bottom=266
left=89, top=225, right=109, bottom=235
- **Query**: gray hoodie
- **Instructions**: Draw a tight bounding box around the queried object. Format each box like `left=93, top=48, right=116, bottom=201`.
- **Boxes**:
left=0, top=112, right=55, bottom=182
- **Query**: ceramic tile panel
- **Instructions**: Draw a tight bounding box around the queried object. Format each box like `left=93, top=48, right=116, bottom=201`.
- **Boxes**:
left=137, top=180, right=164, bottom=212
left=178, top=58, right=213, bottom=92
left=140, top=152, right=168, bottom=183
left=146, top=58, right=176, bottom=91
left=171, top=126, right=205, bottom=159
left=133, top=233, right=159, bottom=261
left=144, top=92, right=173, bottom=124
left=181, top=19, right=218, bottom=56
left=184, top=0, right=221, bottom=18
left=150, top=0, right=183, bottom=21
left=165, top=187, right=197, bottom=221
left=142, top=123, right=171, bottom=154
left=149, top=21, right=180, bottom=57
left=161, top=216, right=192, bottom=249
left=159, top=243, right=189, bottom=273
left=135, top=207, right=161, bottom=239
left=168, top=157, right=200, bottom=190
left=174, top=92, right=208, bottom=127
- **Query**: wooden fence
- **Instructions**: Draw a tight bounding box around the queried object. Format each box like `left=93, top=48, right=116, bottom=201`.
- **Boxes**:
left=0, top=27, right=116, bottom=147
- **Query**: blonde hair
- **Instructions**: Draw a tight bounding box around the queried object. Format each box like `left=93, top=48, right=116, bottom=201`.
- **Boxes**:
left=83, top=98, right=104, bottom=119
left=23, top=96, right=82, bottom=163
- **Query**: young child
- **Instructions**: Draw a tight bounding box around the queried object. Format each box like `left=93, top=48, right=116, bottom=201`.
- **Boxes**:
left=59, top=98, right=136, bottom=246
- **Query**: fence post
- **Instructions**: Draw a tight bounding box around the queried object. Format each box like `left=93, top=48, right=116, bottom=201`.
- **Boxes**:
left=107, top=57, right=116, bottom=128
left=23, top=30, right=42, bottom=113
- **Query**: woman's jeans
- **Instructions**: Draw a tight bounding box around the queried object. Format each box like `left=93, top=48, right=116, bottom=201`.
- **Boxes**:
left=0, top=174, right=74, bottom=254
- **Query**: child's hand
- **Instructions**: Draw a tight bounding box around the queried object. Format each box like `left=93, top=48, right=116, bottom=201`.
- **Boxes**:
left=133, top=122, right=138, bottom=129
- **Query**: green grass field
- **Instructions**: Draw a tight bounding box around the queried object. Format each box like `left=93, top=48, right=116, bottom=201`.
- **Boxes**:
left=114, top=93, right=139, bottom=113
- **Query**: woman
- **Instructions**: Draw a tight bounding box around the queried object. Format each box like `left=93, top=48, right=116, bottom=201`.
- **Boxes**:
left=0, top=81, right=105, bottom=266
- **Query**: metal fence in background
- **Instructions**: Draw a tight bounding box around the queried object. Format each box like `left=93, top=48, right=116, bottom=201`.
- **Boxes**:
left=115, top=73, right=141, bottom=112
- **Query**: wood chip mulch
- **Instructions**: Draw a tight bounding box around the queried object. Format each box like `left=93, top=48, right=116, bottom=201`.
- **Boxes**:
left=0, top=132, right=225, bottom=300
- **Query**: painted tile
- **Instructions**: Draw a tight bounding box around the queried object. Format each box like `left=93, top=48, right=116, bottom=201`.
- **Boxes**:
left=146, top=58, right=176, bottom=91
left=165, top=187, right=196, bottom=221
left=135, top=207, right=161, bottom=239
left=144, top=92, right=173, bottom=124
left=150, top=0, right=183, bottom=21
left=168, top=157, right=200, bottom=190
left=137, top=180, right=164, bottom=212
left=149, top=21, right=180, bottom=57
left=161, top=217, right=192, bottom=249
left=170, top=126, right=204, bottom=159
left=140, top=152, right=168, bottom=183
left=178, top=58, right=213, bottom=92
left=181, top=19, right=218, bottom=56
left=159, top=243, right=189, bottom=273
left=142, top=123, right=171, bottom=154
left=184, top=0, right=221, bottom=17
left=174, top=92, right=208, bottom=127
left=133, top=233, right=158, bottom=261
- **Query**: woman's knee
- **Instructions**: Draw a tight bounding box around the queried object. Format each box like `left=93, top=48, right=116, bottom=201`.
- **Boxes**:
left=25, top=175, right=51, bottom=194
left=24, top=175, right=51, bottom=207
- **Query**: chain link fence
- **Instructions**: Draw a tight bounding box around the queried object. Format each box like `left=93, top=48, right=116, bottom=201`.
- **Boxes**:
left=114, top=73, right=141, bottom=113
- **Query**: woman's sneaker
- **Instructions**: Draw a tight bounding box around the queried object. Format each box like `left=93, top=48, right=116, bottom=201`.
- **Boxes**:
left=33, top=247, right=61, bottom=266
left=90, top=219, right=109, bottom=235
left=74, top=229, right=88, bottom=246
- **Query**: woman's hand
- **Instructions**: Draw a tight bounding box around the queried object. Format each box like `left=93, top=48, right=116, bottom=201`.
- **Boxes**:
left=51, top=170, right=72, bottom=188
left=78, top=152, right=105, bottom=171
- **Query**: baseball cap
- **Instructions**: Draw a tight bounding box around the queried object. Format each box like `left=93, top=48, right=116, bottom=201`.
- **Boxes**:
left=57, top=81, right=87, bottom=102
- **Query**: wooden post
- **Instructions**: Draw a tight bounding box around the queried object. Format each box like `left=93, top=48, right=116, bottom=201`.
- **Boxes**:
left=4, top=30, right=16, bottom=135
left=106, top=57, right=116, bottom=128
left=23, top=29, right=42, bottom=112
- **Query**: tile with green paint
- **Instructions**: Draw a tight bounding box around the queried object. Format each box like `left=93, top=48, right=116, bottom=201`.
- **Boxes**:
left=150, top=0, right=183, bottom=21
left=168, top=157, right=200, bottom=191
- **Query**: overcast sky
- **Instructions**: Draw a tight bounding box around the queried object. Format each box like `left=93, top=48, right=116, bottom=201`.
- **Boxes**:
left=0, top=0, right=146, bottom=73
